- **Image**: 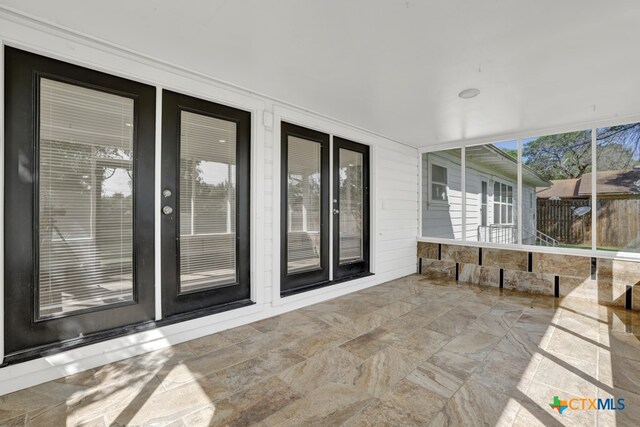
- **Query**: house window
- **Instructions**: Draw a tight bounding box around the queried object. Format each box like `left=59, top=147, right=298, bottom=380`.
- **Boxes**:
left=493, top=181, right=514, bottom=224
left=431, top=164, right=448, bottom=202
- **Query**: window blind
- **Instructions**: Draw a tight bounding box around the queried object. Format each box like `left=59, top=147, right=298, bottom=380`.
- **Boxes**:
left=179, top=111, right=237, bottom=292
left=287, top=136, right=322, bottom=273
left=38, top=78, right=134, bottom=317
left=339, top=149, right=364, bottom=264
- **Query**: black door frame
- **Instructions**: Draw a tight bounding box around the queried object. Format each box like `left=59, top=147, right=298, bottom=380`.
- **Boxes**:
left=333, top=137, right=370, bottom=280
left=3, top=47, right=156, bottom=357
left=161, top=90, right=251, bottom=318
left=280, top=122, right=330, bottom=295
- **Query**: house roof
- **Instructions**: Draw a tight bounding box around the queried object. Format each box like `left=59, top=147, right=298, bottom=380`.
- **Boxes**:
left=536, top=170, right=640, bottom=198
left=465, top=145, right=550, bottom=187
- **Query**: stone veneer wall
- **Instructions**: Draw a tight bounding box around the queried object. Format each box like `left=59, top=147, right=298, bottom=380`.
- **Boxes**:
left=418, top=242, right=640, bottom=311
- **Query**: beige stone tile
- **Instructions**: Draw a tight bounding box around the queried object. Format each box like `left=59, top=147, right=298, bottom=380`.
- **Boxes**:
left=493, top=328, right=548, bottom=361
left=339, top=329, right=390, bottom=361
left=442, top=378, right=519, bottom=427
left=469, top=312, right=513, bottom=337
left=457, top=299, right=494, bottom=316
left=482, top=248, right=528, bottom=271
left=306, top=310, right=352, bottom=328
left=418, top=242, right=439, bottom=259
left=209, top=376, right=303, bottom=426
left=426, top=306, right=477, bottom=337
left=440, top=330, right=501, bottom=361
left=555, top=308, right=601, bottom=343
left=389, top=327, right=451, bottom=362
left=234, top=328, right=303, bottom=356
left=216, top=324, right=262, bottom=344
left=606, top=330, right=640, bottom=362
left=119, top=342, right=196, bottom=371
left=263, top=383, right=375, bottom=427
left=490, top=300, right=525, bottom=317
left=344, top=378, right=447, bottom=427
left=285, top=328, right=350, bottom=359
left=411, top=300, right=456, bottom=323
left=598, top=349, right=640, bottom=395
left=103, top=379, right=220, bottom=426
left=531, top=354, right=597, bottom=398
left=598, top=258, right=640, bottom=287
left=440, top=244, right=479, bottom=264
left=338, top=346, right=417, bottom=397
left=533, top=252, right=591, bottom=277
left=0, top=414, right=26, bottom=427
left=63, top=375, right=166, bottom=425
left=333, top=312, right=392, bottom=339
left=214, top=348, right=304, bottom=393
left=510, top=397, right=564, bottom=427
left=504, top=270, right=555, bottom=296
left=513, top=308, right=558, bottom=334
left=374, top=300, right=417, bottom=319
left=378, top=312, right=429, bottom=339
left=250, top=311, right=308, bottom=333
left=156, top=344, right=248, bottom=390
left=473, top=348, right=540, bottom=394
left=279, top=348, right=360, bottom=393
left=184, top=333, right=235, bottom=357
left=560, top=276, right=599, bottom=304
left=458, top=264, right=501, bottom=287
left=422, top=259, right=457, bottom=280
left=426, top=350, right=480, bottom=382
left=406, top=362, right=464, bottom=399
left=545, top=327, right=599, bottom=362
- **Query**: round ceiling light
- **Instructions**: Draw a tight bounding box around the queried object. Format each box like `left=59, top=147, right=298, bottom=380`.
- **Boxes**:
left=458, top=88, right=480, bottom=99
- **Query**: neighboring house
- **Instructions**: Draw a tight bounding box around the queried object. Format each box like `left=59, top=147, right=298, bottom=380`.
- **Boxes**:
left=535, top=169, right=640, bottom=250
left=422, top=145, right=550, bottom=245
left=537, top=169, right=640, bottom=200
left=536, top=169, right=640, bottom=251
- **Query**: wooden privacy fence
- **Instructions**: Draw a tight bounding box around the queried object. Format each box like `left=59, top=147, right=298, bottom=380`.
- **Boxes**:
left=537, top=197, right=640, bottom=248
left=596, top=198, right=640, bottom=249
left=537, top=199, right=591, bottom=245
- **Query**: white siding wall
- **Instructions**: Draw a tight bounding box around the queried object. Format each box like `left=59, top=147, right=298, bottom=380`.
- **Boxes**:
left=422, top=152, right=537, bottom=243
left=0, top=10, right=418, bottom=394
left=422, top=152, right=463, bottom=239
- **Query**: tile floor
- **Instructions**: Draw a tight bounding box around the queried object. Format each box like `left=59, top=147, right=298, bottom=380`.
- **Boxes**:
left=1, top=274, right=640, bottom=426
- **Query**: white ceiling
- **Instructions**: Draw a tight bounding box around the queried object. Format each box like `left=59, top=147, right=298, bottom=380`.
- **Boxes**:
left=3, top=0, right=640, bottom=147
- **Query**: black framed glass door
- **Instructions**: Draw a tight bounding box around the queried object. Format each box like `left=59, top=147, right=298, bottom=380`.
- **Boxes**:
left=161, top=90, right=251, bottom=317
left=280, top=122, right=330, bottom=295
left=4, top=47, right=156, bottom=357
left=333, top=137, right=370, bottom=280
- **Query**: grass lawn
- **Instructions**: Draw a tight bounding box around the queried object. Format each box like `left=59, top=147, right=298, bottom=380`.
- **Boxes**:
left=558, top=243, right=620, bottom=252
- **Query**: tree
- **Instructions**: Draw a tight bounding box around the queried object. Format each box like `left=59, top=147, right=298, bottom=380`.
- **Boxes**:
left=522, top=124, right=640, bottom=180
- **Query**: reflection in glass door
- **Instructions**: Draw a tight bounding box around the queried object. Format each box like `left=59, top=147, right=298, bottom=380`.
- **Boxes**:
left=280, top=123, right=329, bottom=295
left=287, top=136, right=322, bottom=273
left=38, top=78, right=135, bottom=317
left=179, top=111, right=237, bottom=293
left=161, top=91, right=251, bottom=317
left=333, top=137, right=370, bottom=280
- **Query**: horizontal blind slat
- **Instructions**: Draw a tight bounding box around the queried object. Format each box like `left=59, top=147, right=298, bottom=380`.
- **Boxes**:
left=38, top=78, right=134, bottom=317
left=179, top=111, right=237, bottom=291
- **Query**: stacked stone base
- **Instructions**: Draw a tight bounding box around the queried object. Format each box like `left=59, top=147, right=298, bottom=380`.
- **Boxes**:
left=418, top=242, right=640, bottom=311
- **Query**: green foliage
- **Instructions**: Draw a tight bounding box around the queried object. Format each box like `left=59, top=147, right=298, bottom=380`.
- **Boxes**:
left=523, top=124, right=640, bottom=180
